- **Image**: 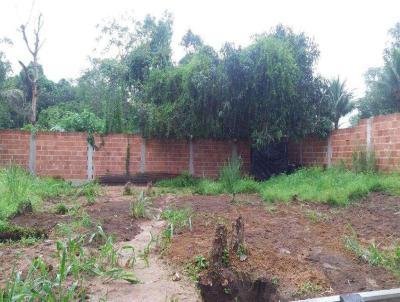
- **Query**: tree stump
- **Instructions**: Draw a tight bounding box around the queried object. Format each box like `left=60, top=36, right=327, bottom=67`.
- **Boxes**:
left=210, top=224, right=228, bottom=268
left=230, top=215, right=245, bottom=254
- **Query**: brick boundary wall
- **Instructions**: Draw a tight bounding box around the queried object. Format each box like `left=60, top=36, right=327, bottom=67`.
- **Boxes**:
left=0, top=130, right=250, bottom=180
left=288, top=113, right=400, bottom=171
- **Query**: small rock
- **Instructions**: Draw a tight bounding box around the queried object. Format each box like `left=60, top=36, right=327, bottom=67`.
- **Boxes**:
left=279, top=248, right=291, bottom=255
left=322, top=263, right=338, bottom=270
left=239, top=254, right=247, bottom=261
left=172, top=272, right=181, bottom=281
left=366, top=277, right=378, bottom=288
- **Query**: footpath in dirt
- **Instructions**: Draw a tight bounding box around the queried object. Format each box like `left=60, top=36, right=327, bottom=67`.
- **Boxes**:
left=1, top=186, right=201, bottom=302
left=88, top=219, right=200, bottom=302
left=2, top=186, right=400, bottom=301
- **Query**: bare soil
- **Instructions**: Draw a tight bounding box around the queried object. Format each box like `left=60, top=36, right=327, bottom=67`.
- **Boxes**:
left=154, top=192, right=400, bottom=300
left=1, top=188, right=399, bottom=301
left=0, top=186, right=199, bottom=302
left=10, top=187, right=142, bottom=241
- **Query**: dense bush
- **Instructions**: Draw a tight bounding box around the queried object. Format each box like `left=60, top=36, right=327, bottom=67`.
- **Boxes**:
left=0, top=166, right=74, bottom=221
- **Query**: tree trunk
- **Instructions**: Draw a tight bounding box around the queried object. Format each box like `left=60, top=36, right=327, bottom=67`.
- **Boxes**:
left=230, top=215, right=245, bottom=253
left=210, top=224, right=228, bottom=269
left=31, top=81, right=37, bottom=124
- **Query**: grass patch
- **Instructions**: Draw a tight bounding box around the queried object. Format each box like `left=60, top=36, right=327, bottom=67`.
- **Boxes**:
left=0, top=221, right=47, bottom=242
left=0, top=166, right=75, bottom=222
left=295, top=281, right=323, bottom=297
left=259, top=167, right=400, bottom=206
left=156, top=166, right=400, bottom=206
left=130, top=191, right=152, bottom=219
left=156, top=171, right=199, bottom=188
left=75, top=181, right=101, bottom=205
left=343, top=233, right=400, bottom=277
left=161, top=207, right=193, bottom=239
left=0, top=227, right=138, bottom=301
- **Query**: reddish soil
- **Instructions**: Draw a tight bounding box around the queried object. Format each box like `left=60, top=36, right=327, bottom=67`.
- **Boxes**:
left=155, top=192, right=400, bottom=300
left=2, top=188, right=400, bottom=301
left=9, top=187, right=141, bottom=241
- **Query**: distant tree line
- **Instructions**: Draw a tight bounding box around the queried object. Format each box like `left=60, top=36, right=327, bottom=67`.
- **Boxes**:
left=5, top=12, right=397, bottom=146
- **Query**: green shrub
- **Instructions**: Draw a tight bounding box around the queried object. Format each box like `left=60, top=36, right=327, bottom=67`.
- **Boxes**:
left=0, top=222, right=46, bottom=242
left=351, top=149, right=376, bottom=173
left=55, top=203, right=69, bottom=215
left=234, top=177, right=260, bottom=193
left=193, top=179, right=223, bottom=195
left=0, top=228, right=138, bottom=301
left=156, top=171, right=199, bottom=188
left=76, top=181, right=100, bottom=204
left=0, top=166, right=74, bottom=220
left=161, top=207, right=192, bottom=237
left=219, top=155, right=242, bottom=201
left=130, top=191, right=150, bottom=219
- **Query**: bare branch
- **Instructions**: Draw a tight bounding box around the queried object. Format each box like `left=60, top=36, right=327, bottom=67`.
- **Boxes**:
left=18, top=60, right=34, bottom=83
left=20, top=25, right=35, bottom=56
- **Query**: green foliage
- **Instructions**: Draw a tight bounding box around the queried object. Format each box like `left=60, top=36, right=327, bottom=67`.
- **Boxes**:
left=260, top=167, right=400, bottom=205
left=156, top=164, right=400, bottom=206
left=156, top=171, right=198, bottom=188
left=221, top=248, right=230, bottom=267
left=326, top=77, right=354, bottom=129
left=193, top=179, right=224, bottom=195
left=37, top=106, right=105, bottom=133
left=185, top=255, right=208, bottom=281
left=0, top=166, right=74, bottom=221
left=2, top=13, right=334, bottom=144
left=219, top=156, right=242, bottom=200
left=0, top=228, right=138, bottom=301
left=76, top=181, right=101, bottom=205
left=161, top=207, right=192, bottom=236
left=139, top=25, right=333, bottom=145
left=0, top=222, right=46, bottom=242
left=55, top=203, right=69, bottom=215
left=344, top=233, right=400, bottom=277
left=359, top=23, right=400, bottom=118
left=130, top=191, right=151, bottom=219
left=351, top=149, right=377, bottom=173
left=295, top=281, right=323, bottom=297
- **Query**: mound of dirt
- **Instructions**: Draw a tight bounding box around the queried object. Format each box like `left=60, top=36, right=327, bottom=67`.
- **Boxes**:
left=159, top=193, right=400, bottom=300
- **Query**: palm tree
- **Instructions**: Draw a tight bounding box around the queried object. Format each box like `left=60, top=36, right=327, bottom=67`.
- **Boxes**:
left=327, top=77, right=354, bottom=129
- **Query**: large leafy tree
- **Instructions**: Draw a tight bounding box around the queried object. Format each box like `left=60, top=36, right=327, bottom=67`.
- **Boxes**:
left=359, top=22, right=400, bottom=118
left=139, top=25, right=333, bottom=146
left=326, top=77, right=354, bottom=129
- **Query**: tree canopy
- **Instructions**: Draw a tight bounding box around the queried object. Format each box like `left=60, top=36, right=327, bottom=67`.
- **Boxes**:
left=0, top=13, right=347, bottom=147
left=358, top=22, right=400, bottom=118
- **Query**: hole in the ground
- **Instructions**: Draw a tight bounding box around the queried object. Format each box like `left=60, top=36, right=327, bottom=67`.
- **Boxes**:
left=198, top=268, right=279, bottom=302
left=0, top=224, right=48, bottom=242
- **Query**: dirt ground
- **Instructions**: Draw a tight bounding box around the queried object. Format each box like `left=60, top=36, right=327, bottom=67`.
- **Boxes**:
left=154, top=192, right=400, bottom=300
left=1, top=187, right=399, bottom=301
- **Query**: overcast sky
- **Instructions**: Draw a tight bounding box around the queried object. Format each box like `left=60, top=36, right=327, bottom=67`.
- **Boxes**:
left=0, top=0, right=399, bottom=97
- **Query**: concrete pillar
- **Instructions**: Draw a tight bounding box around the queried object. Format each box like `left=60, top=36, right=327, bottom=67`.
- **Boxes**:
left=29, top=133, right=36, bottom=175
left=189, top=139, right=194, bottom=175
left=140, top=139, right=146, bottom=173
left=327, top=135, right=333, bottom=167
left=367, top=117, right=373, bottom=153
left=87, top=142, right=94, bottom=180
